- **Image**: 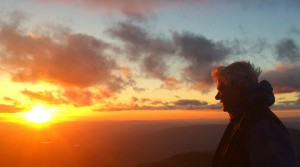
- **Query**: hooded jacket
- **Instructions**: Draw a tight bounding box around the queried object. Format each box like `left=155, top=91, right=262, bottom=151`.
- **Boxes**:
left=211, top=80, right=297, bottom=167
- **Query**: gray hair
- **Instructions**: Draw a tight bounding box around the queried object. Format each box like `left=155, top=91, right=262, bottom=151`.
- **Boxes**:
left=211, top=61, right=262, bottom=89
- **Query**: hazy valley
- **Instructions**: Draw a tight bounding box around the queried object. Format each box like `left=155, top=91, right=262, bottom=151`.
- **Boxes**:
left=0, top=117, right=299, bottom=167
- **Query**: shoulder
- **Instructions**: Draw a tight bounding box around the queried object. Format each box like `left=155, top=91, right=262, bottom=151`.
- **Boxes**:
left=243, top=107, right=285, bottom=131
left=249, top=109, right=292, bottom=147
left=251, top=117, right=288, bottom=137
left=248, top=115, right=297, bottom=167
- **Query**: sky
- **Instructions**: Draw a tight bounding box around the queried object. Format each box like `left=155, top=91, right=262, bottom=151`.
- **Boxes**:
left=0, top=0, right=299, bottom=121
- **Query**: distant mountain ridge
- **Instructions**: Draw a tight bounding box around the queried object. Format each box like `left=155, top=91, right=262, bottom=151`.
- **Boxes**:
left=136, top=151, right=214, bottom=167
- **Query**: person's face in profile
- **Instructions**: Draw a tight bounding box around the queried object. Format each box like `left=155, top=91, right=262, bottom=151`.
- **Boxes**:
left=215, top=80, right=242, bottom=113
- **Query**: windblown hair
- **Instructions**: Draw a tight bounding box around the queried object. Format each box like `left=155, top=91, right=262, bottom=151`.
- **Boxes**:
left=211, top=61, right=262, bottom=89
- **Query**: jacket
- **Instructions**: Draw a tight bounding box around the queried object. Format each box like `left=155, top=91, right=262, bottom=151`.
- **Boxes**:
left=211, top=80, right=297, bottom=167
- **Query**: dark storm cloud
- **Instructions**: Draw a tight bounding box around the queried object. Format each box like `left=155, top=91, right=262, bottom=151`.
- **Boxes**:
left=261, top=65, right=300, bottom=93
left=275, top=39, right=300, bottom=63
left=173, top=31, right=230, bottom=90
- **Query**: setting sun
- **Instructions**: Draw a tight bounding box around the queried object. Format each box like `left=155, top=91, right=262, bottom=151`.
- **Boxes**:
left=24, top=105, right=55, bottom=124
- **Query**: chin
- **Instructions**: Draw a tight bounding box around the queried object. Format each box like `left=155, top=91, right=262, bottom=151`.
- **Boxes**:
left=222, top=106, right=227, bottom=112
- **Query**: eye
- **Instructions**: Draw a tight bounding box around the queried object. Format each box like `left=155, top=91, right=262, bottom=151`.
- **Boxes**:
left=215, top=91, right=221, bottom=100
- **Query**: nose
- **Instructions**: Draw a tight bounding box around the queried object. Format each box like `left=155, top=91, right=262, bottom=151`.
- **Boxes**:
left=215, top=91, right=220, bottom=100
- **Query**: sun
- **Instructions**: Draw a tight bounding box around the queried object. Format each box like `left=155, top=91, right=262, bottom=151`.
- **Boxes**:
left=24, top=105, right=54, bottom=124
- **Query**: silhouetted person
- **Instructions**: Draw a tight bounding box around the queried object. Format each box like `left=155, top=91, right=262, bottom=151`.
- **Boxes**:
left=211, top=61, right=296, bottom=167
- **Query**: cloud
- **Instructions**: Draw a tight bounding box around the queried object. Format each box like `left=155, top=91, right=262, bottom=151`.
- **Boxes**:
left=287, top=25, right=300, bottom=35
left=97, top=97, right=170, bottom=111
left=296, top=96, right=300, bottom=105
left=161, top=77, right=180, bottom=90
left=131, top=96, right=159, bottom=105
left=173, top=31, right=230, bottom=91
left=132, top=86, right=147, bottom=93
left=97, top=98, right=216, bottom=111
left=173, top=99, right=208, bottom=106
left=0, top=12, right=135, bottom=98
left=35, top=0, right=300, bottom=17
left=63, top=88, right=105, bottom=107
left=36, top=0, right=208, bottom=15
left=265, top=38, right=300, bottom=93
left=261, top=64, right=300, bottom=93
left=121, top=66, right=132, bottom=78
left=21, top=89, right=67, bottom=105
left=131, top=96, right=138, bottom=103
left=0, top=96, right=26, bottom=113
left=107, top=21, right=175, bottom=59
left=107, top=22, right=149, bottom=61
left=150, top=99, right=164, bottom=105
left=107, top=21, right=175, bottom=80
left=21, top=88, right=114, bottom=107
left=238, top=25, right=247, bottom=34
left=223, top=38, right=269, bottom=57
left=0, top=104, right=25, bottom=113
left=121, top=10, right=148, bottom=22
left=0, top=27, right=115, bottom=88
left=272, top=97, right=300, bottom=110
left=275, top=38, right=300, bottom=63
left=108, top=23, right=231, bottom=91
left=142, top=55, right=169, bottom=79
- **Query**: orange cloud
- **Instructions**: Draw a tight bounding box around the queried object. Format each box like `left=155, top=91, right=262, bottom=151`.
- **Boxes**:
left=0, top=15, right=126, bottom=93
left=121, top=66, right=131, bottom=78
left=63, top=89, right=99, bottom=107
left=21, top=88, right=114, bottom=107
left=0, top=104, right=25, bottom=113
left=21, top=89, right=67, bottom=105
left=161, top=77, right=180, bottom=90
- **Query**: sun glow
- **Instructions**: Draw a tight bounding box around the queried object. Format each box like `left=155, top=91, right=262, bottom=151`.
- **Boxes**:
left=24, top=105, right=55, bottom=124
